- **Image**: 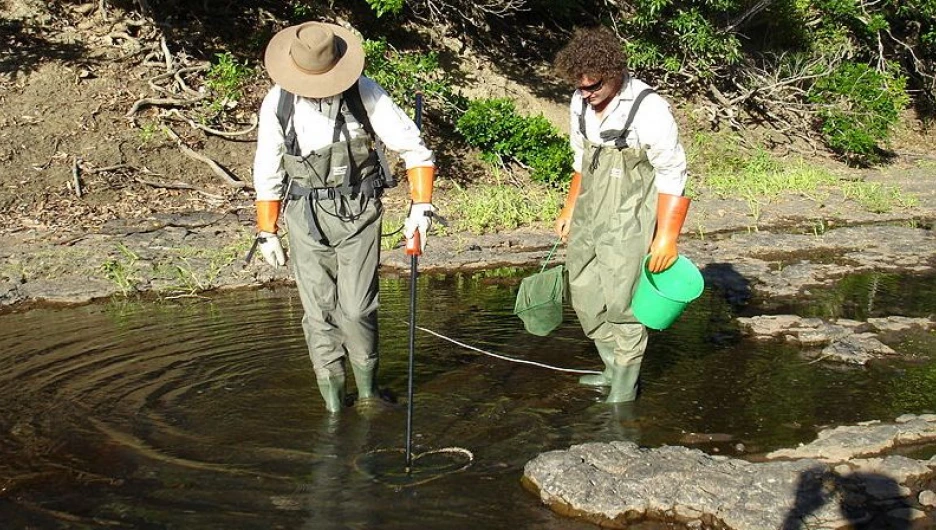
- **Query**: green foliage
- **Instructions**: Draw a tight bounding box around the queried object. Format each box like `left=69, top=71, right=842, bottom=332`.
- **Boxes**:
left=364, top=0, right=404, bottom=17
left=808, top=61, right=908, bottom=164
left=618, top=0, right=743, bottom=77
left=362, top=39, right=458, bottom=117
left=288, top=0, right=316, bottom=19
left=455, top=98, right=572, bottom=184
left=688, top=132, right=915, bottom=219
left=450, top=173, right=562, bottom=234
left=205, top=52, right=254, bottom=113
left=100, top=243, right=140, bottom=296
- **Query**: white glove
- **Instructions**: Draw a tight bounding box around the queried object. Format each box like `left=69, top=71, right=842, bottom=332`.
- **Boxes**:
left=258, top=231, right=285, bottom=268
left=403, top=203, right=434, bottom=253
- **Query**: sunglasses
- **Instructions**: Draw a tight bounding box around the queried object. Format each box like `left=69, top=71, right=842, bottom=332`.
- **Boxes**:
left=577, top=78, right=604, bottom=94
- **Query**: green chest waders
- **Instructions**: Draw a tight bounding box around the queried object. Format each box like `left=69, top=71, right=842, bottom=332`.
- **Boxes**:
left=566, top=91, right=658, bottom=402
left=280, top=96, right=388, bottom=412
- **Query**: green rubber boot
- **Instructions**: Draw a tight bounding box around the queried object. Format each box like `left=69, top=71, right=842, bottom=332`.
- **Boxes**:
left=316, top=375, right=346, bottom=413
left=578, top=341, right=616, bottom=387
left=350, top=362, right=378, bottom=402
left=606, top=361, right=641, bottom=403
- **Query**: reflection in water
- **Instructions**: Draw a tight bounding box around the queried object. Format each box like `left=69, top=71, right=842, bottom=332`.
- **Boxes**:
left=1, top=269, right=935, bottom=528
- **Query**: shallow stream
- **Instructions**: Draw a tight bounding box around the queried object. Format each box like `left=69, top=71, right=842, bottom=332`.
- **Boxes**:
left=1, top=268, right=935, bottom=529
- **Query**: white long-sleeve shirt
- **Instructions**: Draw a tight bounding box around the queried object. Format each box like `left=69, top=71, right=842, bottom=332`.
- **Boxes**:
left=570, top=77, right=687, bottom=196
left=252, top=75, right=435, bottom=201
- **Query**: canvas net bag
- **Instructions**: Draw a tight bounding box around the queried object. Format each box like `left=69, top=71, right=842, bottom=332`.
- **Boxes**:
left=513, top=241, right=565, bottom=336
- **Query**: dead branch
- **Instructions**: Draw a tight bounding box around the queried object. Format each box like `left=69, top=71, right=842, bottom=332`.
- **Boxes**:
left=164, top=109, right=258, bottom=138
left=162, top=126, right=246, bottom=188
left=135, top=177, right=224, bottom=200
left=72, top=157, right=83, bottom=198
left=125, top=95, right=206, bottom=117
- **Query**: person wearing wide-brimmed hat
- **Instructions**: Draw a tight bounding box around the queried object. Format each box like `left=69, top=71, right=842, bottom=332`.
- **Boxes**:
left=252, top=21, right=435, bottom=413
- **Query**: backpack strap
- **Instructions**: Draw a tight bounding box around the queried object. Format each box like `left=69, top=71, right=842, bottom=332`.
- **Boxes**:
left=274, top=82, right=396, bottom=188
left=343, top=80, right=375, bottom=137
left=344, top=81, right=395, bottom=189
left=276, top=88, right=300, bottom=156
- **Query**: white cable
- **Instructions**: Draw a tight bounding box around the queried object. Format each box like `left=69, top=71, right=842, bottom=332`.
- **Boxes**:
left=412, top=324, right=602, bottom=375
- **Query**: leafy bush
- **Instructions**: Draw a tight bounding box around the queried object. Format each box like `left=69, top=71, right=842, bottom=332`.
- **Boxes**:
left=808, top=61, right=908, bottom=164
left=364, top=0, right=404, bottom=17
left=205, top=52, right=254, bottom=113
left=455, top=98, right=572, bottom=184
left=617, top=0, right=744, bottom=78
left=362, top=38, right=458, bottom=117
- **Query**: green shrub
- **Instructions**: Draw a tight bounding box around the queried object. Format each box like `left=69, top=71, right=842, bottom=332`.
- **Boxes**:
left=364, top=0, right=404, bottom=17
left=618, top=0, right=743, bottom=78
left=808, top=61, right=908, bottom=164
left=455, top=98, right=572, bottom=184
left=362, top=39, right=457, bottom=117
left=205, top=52, right=254, bottom=113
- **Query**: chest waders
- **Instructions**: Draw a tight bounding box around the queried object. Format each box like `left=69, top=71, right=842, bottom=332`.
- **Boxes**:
left=277, top=85, right=392, bottom=412
left=567, top=89, right=657, bottom=403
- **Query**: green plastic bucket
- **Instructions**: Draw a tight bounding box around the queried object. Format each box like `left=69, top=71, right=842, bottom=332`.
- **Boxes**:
left=632, top=254, right=704, bottom=330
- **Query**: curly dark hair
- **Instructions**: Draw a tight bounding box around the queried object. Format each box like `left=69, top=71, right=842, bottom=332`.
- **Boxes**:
left=553, top=26, right=628, bottom=85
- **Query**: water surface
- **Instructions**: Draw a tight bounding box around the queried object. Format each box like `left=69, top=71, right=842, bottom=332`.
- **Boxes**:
left=1, top=269, right=935, bottom=529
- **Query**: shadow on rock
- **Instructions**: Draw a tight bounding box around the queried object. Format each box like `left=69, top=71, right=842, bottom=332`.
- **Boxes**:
left=781, top=465, right=915, bottom=530
left=700, top=262, right=752, bottom=310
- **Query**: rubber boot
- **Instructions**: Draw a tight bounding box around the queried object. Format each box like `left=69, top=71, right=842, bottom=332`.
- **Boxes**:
left=578, top=341, right=616, bottom=387
left=350, top=362, right=378, bottom=402
left=316, top=375, right=346, bottom=413
left=606, top=361, right=641, bottom=403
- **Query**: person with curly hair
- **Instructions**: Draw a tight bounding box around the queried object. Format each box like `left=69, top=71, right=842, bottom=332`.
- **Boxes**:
left=553, top=25, right=689, bottom=403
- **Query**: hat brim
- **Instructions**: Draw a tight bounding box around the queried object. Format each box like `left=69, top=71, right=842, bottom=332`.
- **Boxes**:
left=264, top=22, right=365, bottom=98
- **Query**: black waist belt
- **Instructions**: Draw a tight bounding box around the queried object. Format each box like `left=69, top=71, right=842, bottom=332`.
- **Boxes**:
left=287, top=180, right=383, bottom=244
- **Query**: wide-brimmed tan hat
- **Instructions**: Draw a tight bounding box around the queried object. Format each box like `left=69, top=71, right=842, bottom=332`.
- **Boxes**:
left=264, top=21, right=364, bottom=98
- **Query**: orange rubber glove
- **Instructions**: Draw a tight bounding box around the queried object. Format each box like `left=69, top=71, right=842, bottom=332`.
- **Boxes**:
left=255, top=200, right=285, bottom=267
left=555, top=172, right=582, bottom=241
left=648, top=193, right=690, bottom=273
left=255, top=200, right=281, bottom=233
left=404, top=166, right=435, bottom=256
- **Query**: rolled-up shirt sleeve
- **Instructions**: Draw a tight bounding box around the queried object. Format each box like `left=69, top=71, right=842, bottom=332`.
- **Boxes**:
left=252, top=87, right=287, bottom=201
left=358, top=77, right=434, bottom=169
left=637, top=96, right=687, bottom=196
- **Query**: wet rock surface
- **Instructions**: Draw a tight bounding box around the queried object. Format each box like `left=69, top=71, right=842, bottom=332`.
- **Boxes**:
left=738, top=315, right=935, bottom=364
left=524, top=415, right=936, bottom=529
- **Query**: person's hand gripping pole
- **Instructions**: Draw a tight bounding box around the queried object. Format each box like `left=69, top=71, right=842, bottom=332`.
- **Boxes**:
left=647, top=193, right=690, bottom=273
left=403, top=167, right=435, bottom=256
left=554, top=171, right=582, bottom=242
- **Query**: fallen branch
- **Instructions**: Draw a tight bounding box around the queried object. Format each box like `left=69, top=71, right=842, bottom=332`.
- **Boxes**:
left=125, top=95, right=206, bottom=117
left=72, top=157, right=83, bottom=198
left=162, top=126, right=246, bottom=188
left=165, top=109, right=258, bottom=138
left=135, top=177, right=225, bottom=200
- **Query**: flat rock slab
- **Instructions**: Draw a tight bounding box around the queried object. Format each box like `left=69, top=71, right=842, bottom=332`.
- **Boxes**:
left=524, top=415, right=936, bottom=529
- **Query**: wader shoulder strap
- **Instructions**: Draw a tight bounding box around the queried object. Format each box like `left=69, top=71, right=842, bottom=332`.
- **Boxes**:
left=276, top=83, right=396, bottom=188
left=577, top=88, right=656, bottom=141
left=621, top=88, right=655, bottom=136
left=343, top=81, right=395, bottom=189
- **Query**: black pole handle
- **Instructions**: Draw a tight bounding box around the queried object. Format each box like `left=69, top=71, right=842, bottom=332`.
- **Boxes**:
left=405, top=91, right=424, bottom=473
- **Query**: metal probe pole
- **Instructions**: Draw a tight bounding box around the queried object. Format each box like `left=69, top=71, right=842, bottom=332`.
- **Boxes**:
left=404, top=92, right=424, bottom=473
